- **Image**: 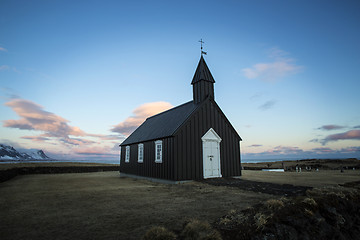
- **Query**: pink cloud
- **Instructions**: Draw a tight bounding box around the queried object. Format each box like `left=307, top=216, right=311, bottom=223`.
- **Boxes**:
left=4, top=99, right=86, bottom=138
left=0, top=47, right=7, bottom=52
left=3, top=98, right=122, bottom=147
left=111, top=101, right=173, bottom=136
left=323, top=130, right=360, bottom=143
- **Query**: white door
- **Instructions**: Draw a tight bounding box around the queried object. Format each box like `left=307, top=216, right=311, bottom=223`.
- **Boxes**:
left=202, top=128, right=222, bottom=179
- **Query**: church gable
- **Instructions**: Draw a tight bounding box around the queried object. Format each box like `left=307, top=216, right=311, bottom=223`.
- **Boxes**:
left=172, top=98, right=241, bottom=180
left=174, top=97, right=241, bottom=141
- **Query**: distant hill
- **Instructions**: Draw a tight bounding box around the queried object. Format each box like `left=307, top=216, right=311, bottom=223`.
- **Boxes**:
left=0, top=144, right=51, bottom=161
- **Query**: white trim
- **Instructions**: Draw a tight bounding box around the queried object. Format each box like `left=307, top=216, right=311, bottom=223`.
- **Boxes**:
left=155, top=140, right=162, bottom=163
left=125, top=146, right=130, bottom=163
left=202, top=128, right=222, bottom=179
left=138, top=143, right=144, bottom=163
left=201, top=128, right=222, bottom=142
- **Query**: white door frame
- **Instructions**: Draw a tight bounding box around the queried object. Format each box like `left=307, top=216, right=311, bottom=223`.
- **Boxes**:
left=201, top=128, right=222, bottom=179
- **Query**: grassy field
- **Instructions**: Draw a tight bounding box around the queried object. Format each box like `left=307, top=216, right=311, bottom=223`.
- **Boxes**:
left=0, top=171, right=273, bottom=240
left=242, top=158, right=360, bottom=171
left=242, top=169, right=360, bottom=187
left=0, top=166, right=359, bottom=240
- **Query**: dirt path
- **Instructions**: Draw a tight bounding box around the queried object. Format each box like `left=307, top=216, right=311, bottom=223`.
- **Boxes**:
left=202, top=178, right=311, bottom=196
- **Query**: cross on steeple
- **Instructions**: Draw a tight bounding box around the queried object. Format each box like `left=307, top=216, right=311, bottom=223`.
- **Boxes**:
left=199, top=38, right=207, bottom=56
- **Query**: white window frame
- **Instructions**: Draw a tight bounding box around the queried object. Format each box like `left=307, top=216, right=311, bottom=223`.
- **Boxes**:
left=155, top=140, right=163, bottom=163
left=125, top=146, right=130, bottom=163
left=138, top=143, right=144, bottom=163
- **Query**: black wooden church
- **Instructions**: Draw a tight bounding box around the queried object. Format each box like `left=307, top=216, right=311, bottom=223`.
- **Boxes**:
left=119, top=55, right=242, bottom=181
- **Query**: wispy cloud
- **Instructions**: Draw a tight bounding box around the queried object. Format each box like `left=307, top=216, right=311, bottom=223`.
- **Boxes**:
left=0, top=65, right=19, bottom=73
left=318, top=125, right=345, bottom=130
left=111, top=101, right=173, bottom=136
left=88, top=134, right=124, bottom=141
left=0, top=47, right=7, bottom=52
left=242, top=47, right=302, bottom=82
left=309, top=138, right=320, bottom=143
left=248, top=144, right=263, bottom=147
left=21, top=136, right=51, bottom=142
left=259, top=100, right=276, bottom=111
left=243, top=145, right=360, bottom=159
left=0, top=65, right=10, bottom=71
left=322, top=130, right=360, bottom=144
left=249, top=92, right=264, bottom=101
left=340, top=146, right=360, bottom=153
left=73, top=146, right=119, bottom=157
left=311, top=147, right=334, bottom=153
left=272, top=146, right=304, bottom=154
left=74, top=147, right=108, bottom=155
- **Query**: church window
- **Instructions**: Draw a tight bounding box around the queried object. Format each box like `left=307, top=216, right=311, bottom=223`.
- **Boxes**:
left=138, top=143, right=144, bottom=163
left=125, top=146, right=130, bottom=163
left=155, top=140, right=162, bottom=163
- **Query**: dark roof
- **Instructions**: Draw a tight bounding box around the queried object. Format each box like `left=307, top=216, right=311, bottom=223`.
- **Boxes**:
left=120, top=101, right=198, bottom=145
left=191, top=55, right=215, bottom=84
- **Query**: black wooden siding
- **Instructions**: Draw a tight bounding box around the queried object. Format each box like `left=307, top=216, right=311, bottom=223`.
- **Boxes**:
left=119, top=137, right=175, bottom=180
left=173, top=99, right=241, bottom=180
left=120, top=98, right=241, bottom=181
left=193, top=80, right=214, bottom=104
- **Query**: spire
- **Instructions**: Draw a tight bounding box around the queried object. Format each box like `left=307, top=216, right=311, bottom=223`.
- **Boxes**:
left=191, top=55, right=215, bottom=85
left=192, top=56, right=215, bottom=104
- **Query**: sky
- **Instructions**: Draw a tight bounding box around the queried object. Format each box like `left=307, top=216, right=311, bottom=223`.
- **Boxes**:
left=1, top=0, right=360, bottom=162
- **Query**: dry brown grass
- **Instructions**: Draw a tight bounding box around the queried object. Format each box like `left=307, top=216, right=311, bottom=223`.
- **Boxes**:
left=2, top=164, right=359, bottom=240
left=0, top=171, right=272, bottom=240
left=142, top=226, right=176, bottom=240
left=241, top=170, right=360, bottom=187
left=181, top=219, right=222, bottom=240
left=216, top=187, right=360, bottom=240
left=265, top=198, right=284, bottom=210
left=254, top=213, right=269, bottom=230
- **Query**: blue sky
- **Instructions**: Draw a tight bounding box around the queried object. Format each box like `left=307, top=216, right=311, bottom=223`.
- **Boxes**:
left=1, top=0, right=360, bottom=161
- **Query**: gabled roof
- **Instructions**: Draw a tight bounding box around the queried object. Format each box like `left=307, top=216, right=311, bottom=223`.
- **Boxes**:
left=191, top=55, right=215, bottom=84
left=120, top=101, right=198, bottom=146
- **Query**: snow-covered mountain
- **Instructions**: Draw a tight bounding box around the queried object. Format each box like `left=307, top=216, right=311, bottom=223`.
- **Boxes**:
left=0, top=144, right=51, bottom=161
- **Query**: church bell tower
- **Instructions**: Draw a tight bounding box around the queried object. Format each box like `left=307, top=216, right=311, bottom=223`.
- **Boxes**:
left=191, top=55, right=215, bottom=104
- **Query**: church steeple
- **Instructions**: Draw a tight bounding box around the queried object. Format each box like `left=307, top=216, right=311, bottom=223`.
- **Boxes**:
left=192, top=55, right=215, bottom=104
